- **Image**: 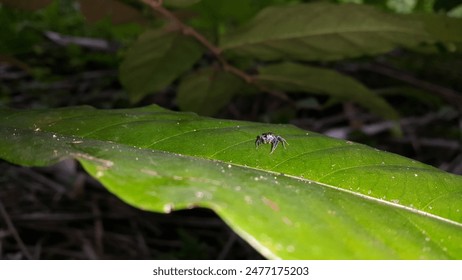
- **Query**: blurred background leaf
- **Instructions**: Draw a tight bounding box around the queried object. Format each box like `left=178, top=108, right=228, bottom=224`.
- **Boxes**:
left=119, top=29, right=203, bottom=103
left=257, top=62, right=399, bottom=120
left=220, top=2, right=430, bottom=61
left=176, top=66, right=244, bottom=116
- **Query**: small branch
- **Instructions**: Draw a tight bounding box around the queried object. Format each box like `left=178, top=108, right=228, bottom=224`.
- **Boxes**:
left=0, top=199, right=33, bottom=259
left=140, top=0, right=291, bottom=102
left=44, top=31, right=120, bottom=52
left=141, top=0, right=248, bottom=80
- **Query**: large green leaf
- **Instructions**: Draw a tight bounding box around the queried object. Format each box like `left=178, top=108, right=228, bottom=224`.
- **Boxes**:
left=176, top=66, right=244, bottom=115
left=220, top=2, right=430, bottom=61
left=257, top=62, right=399, bottom=120
left=1, top=105, right=461, bottom=259
left=119, top=29, right=203, bottom=103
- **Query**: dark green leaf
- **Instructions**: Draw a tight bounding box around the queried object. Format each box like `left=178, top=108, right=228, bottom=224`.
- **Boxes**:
left=0, top=8, right=43, bottom=54
left=119, top=29, right=203, bottom=103
left=257, top=62, right=399, bottom=120
left=220, top=2, right=430, bottom=61
left=1, top=106, right=461, bottom=259
left=412, top=13, right=462, bottom=46
left=176, top=67, right=243, bottom=116
left=377, top=86, right=443, bottom=108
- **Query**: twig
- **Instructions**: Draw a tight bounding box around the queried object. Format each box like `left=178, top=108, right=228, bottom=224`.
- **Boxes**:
left=0, top=199, right=33, bottom=260
left=217, top=231, right=237, bottom=259
left=76, top=231, right=98, bottom=260
left=140, top=0, right=292, bottom=103
left=17, top=167, right=67, bottom=194
left=44, top=31, right=120, bottom=52
left=131, top=220, right=151, bottom=258
left=92, top=198, right=104, bottom=257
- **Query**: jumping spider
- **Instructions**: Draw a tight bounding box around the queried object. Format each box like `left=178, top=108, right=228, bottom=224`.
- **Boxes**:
left=255, top=132, right=288, bottom=154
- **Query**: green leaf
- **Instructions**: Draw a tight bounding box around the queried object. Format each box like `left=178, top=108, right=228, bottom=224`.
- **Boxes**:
left=414, top=0, right=436, bottom=13
left=412, top=13, right=462, bottom=46
left=257, top=62, right=399, bottom=120
left=386, top=0, right=418, bottom=13
left=377, top=86, right=443, bottom=108
left=176, top=67, right=243, bottom=116
left=119, top=29, right=203, bottom=103
left=448, top=4, right=462, bottom=18
left=1, top=106, right=461, bottom=259
left=0, top=8, right=43, bottom=54
left=220, top=2, right=430, bottom=61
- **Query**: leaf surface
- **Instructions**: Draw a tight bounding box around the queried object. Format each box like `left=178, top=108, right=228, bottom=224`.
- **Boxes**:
left=1, top=106, right=461, bottom=259
left=119, top=30, right=203, bottom=103
left=176, top=67, right=244, bottom=115
left=220, top=2, right=430, bottom=61
left=257, top=62, right=399, bottom=120
left=411, top=13, right=462, bottom=46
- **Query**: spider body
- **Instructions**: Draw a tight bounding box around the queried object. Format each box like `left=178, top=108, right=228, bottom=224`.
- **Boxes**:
left=255, top=132, right=288, bottom=154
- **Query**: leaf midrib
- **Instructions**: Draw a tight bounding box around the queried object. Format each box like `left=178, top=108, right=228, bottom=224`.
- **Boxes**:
left=204, top=153, right=462, bottom=230
left=223, top=28, right=427, bottom=49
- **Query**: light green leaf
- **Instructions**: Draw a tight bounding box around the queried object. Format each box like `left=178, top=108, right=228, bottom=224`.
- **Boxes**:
left=413, top=0, right=435, bottom=13
left=257, top=62, right=399, bottom=120
left=386, top=0, right=418, bottom=14
left=176, top=67, right=244, bottom=116
left=1, top=106, right=461, bottom=259
left=220, top=2, right=430, bottom=61
left=448, top=4, right=462, bottom=18
left=119, top=29, right=203, bottom=103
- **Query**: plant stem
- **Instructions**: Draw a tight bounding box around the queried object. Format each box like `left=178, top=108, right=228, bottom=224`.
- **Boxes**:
left=140, top=0, right=291, bottom=102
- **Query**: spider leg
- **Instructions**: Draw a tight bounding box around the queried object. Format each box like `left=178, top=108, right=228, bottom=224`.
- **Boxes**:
left=278, top=136, right=288, bottom=148
left=270, top=139, right=279, bottom=154
left=255, top=137, right=262, bottom=149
